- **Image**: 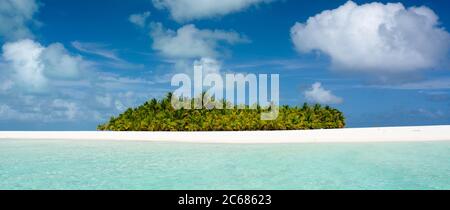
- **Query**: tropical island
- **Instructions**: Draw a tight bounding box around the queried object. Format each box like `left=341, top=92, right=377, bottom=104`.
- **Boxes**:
left=97, top=93, right=346, bottom=131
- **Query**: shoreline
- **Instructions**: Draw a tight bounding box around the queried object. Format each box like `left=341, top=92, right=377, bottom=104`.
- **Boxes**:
left=0, top=125, right=450, bottom=144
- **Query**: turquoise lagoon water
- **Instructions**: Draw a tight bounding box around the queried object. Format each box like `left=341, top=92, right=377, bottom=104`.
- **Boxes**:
left=0, top=139, right=449, bottom=190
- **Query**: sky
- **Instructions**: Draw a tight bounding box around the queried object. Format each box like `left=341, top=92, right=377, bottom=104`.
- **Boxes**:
left=0, top=0, right=449, bottom=130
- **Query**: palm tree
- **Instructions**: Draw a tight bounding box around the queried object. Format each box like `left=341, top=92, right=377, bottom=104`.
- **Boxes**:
left=97, top=93, right=346, bottom=132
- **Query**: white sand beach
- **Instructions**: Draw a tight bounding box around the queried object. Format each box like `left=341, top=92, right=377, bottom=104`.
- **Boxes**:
left=0, top=125, right=449, bottom=144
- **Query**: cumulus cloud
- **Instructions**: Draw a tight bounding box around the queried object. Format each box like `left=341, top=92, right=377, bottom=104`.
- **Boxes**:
left=150, top=23, right=248, bottom=59
left=128, top=11, right=151, bottom=27
left=152, top=0, right=272, bottom=22
left=2, top=39, right=84, bottom=91
left=0, top=0, right=39, bottom=40
left=41, top=43, right=83, bottom=79
left=291, top=1, right=450, bottom=74
left=0, top=96, right=99, bottom=123
left=304, top=82, right=343, bottom=104
left=2, top=39, right=47, bottom=90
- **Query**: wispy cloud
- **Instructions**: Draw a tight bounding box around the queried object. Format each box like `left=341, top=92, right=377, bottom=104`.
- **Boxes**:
left=71, top=41, right=144, bottom=70
left=71, top=41, right=121, bottom=61
left=362, top=78, right=450, bottom=90
left=228, top=58, right=325, bottom=71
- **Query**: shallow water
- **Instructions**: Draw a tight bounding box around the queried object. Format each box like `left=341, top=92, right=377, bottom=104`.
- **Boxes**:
left=0, top=139, right=449, bottom=190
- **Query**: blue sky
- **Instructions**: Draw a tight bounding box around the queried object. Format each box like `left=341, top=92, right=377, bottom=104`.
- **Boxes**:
left=0, top=0, right=449, bottom=130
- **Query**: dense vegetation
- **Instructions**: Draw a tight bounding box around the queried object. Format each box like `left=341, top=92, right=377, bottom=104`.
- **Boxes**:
left=97, top=93, right=345, bottom=131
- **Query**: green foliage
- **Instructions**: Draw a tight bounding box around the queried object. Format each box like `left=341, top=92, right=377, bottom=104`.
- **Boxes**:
left=97, top=93, right=346, bottom=131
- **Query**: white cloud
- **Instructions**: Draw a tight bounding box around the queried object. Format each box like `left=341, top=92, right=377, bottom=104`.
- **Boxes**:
left=71, top=41, right=121, bottom=61
left=291, top=1, right=450, bottom=74
left=0, top=79, right=14, bottom=91
left=51, top=99, right=78, bottom=120
left=2, top=39, right=84, bottom=91
left=0, top=41, right=165, bottom=125
left=0, top=0, right=39, bottom=40
left=129, top=11, right=151, bottom=27
left=152, top=0, right=272, bottom=22
left=0, top=103, right=45, bottom=121
left=150, top=23, right=248, bottom=59
left=2, top=39, right=47, bottom=90
left=71, top=41, right=144, bottom=70
left=42, top=43, right=83, bottom=79
left=304, top=82, right=343, bottom=104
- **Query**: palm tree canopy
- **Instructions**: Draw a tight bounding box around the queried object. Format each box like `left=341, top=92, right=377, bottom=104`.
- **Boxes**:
left=97, top=93, right=346, bottom=131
